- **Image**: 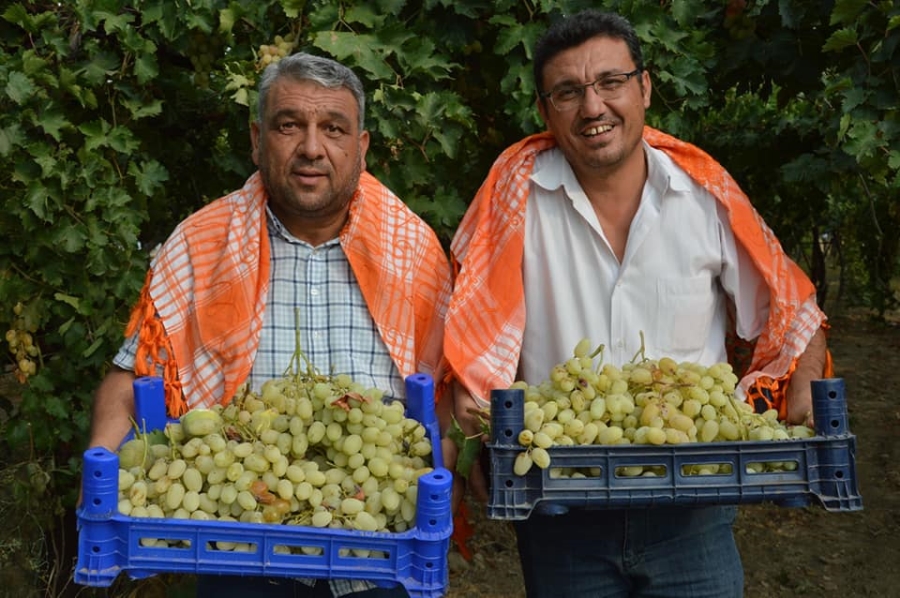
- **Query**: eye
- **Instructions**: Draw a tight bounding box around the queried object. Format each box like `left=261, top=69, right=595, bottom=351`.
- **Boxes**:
left=276, top=121, right=297, bottom=133
left=553, top=87, right=581, bottom=102
left=323, top=124, right=346, bottom=138
left=599, top=75, right=627, bottom=90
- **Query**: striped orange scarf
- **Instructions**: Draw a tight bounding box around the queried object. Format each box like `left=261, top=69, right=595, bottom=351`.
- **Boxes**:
left=445, top=127, right=826, bottom=412
left=127, top=171, right=452, bottom=416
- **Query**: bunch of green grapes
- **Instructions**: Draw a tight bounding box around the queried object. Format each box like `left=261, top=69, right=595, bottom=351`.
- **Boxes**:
left=115, top=370, right=434, bottom=552
left=511, top=338, right=815, bottom=478
left=256, top=34, right=296, bottom=71
left=187, top=31, right=224, bottom=89
left=4, top=302, right=39, bottom=383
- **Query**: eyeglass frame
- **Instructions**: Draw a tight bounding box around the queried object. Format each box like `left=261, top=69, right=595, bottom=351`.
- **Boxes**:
left=538, top=68, right=644, bottom=111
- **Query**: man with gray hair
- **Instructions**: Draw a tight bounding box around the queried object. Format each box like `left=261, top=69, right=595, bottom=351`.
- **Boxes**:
left=88, top=52, right=452, bottom=598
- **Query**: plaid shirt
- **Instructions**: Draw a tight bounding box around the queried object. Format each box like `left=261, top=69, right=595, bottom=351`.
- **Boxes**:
left=115, top=208, right=402, bottom=596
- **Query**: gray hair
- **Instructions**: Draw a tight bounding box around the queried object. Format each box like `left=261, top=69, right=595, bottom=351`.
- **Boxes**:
left=256, top=52, right=366, bottom=130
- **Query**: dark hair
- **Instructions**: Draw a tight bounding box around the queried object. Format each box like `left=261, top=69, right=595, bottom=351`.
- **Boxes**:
left=533, top=10, right=644, bottom=96
left=257, top=52, right=366, bottom=130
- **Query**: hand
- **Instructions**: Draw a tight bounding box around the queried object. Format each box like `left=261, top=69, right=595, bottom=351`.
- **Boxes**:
left=784, top=383, right=814, bottom=428
left=784, top=327, right=828, bottom=429
left=441, top=382, right=489, bottom=513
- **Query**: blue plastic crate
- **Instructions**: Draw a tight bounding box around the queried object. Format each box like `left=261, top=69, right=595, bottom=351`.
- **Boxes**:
left=488, top=378, right=863, bottom=520
left=76, top=373, right=452, bottom=597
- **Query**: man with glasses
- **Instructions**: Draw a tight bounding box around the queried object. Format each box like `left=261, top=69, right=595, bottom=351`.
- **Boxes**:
left=443, top=9, right=828, bottom=597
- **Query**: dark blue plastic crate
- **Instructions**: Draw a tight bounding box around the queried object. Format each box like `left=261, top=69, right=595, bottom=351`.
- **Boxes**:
left=488, top=378, right=862, bottom=520
left=76, top=373, right=452, bottom=598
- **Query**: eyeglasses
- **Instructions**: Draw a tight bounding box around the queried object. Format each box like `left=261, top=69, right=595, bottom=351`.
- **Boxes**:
left=539, top=69, right=643, bottom=111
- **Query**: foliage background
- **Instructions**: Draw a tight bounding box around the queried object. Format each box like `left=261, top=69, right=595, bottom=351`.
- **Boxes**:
left=0, top=0, right=897, bottom=595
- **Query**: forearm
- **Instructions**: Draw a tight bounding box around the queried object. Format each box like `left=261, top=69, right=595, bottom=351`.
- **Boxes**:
left=785, top=327, right=828, bottom=424
left=89, top=367, right=138, bottom=451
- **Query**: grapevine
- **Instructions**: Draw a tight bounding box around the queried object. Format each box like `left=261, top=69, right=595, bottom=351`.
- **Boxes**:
left=510, top=336, right=816, bottom=477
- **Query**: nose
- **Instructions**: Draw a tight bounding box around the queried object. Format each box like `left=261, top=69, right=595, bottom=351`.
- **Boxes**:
left=579, top=85, right=608, bottom=116
left=295, top=125, right=324, bottom=159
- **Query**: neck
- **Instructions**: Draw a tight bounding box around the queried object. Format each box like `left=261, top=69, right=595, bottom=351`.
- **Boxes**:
left=578, top=145, right=648, bottom=216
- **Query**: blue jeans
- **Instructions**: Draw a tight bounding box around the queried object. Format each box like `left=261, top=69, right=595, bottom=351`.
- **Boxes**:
left=513, top=506, right=743, bottom=598
left=194, top=576, right=410, bottom=598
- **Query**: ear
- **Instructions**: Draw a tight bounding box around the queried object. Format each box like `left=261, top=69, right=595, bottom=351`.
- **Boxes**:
left=537, top=95, right=550, bottom=126
left=358, top=130, right=370, bottom=172
left=641, top=70, right=652, bottom=110
left=250, top=121, right=261, bottom=166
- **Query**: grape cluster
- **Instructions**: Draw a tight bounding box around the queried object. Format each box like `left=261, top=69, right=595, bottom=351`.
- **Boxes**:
left=257, top=34, right=296, bottom=71
left=187, top=31, right=224, bottom=89
left=511, top=338, right=815, bottom=478
left=4, top=302, right=39, bottom=383
left=116, top=371, right=434, bottom=552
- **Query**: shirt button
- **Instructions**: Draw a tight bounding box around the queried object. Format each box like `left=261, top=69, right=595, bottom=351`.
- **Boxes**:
left=310, top=288, right=319, bottom=296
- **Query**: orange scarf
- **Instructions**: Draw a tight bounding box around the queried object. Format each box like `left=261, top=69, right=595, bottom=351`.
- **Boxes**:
left=445, top=127, right=826, bottom=410
left=127, top=171, right=452, bottom=416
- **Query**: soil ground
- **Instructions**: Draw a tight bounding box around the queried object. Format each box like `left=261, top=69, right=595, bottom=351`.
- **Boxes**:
left=0, top=311, right=896, bottom=597
left=444, top=311, right=900, bottom=598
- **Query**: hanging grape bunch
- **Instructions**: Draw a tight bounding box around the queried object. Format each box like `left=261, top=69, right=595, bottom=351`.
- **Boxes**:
left=115, top=368, right=435, bottom=551
left=511, top=336, right=816, bottom=477
left=187, top=30, right=225, bottom=89
left=256, top=34, right=297, bottom=71
left=4, top=301, right=39, bottom=383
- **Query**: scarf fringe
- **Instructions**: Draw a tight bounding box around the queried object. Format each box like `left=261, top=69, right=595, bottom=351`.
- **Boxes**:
left=126, top=270, right=187, bottom=418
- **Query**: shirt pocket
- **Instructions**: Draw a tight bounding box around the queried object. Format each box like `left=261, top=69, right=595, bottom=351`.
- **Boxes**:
left=655, top=275, right=716, bottom=357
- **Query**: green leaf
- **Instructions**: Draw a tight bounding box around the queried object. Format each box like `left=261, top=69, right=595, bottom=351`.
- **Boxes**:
left=54, top=293, right=81, bottom=310
left=134, top=52, right=159, bottom=84
left=37, top=109, right=69, bottom=142
left=5, top=71, right=35, bottom=104
left=25, top=181, right=50, bottom=220
left=82, top=337, right=105, bottom=358
left=829, top=0, right=869, bottom=26
left=219, top=7, right=236, bottom=33
left=44, top=396, right=68, bottom=420
left=889, top=150, right=900, bottom=171
left=108, top=126, right=138, bottom=153
left=57, top=224, right=87, bottom=253
left=447, top=416, right=481, bottom=479
left=79, top=119, right=111, bottom=151
left=312, top=31, right=395, bottom=80
left=128, top=160, right=169, bottom=196
left=280, top=0, right=307, bottom=19
left=2, top=4, right=34, bottom=31
left=143, top=0, right=178, bottom=38
left=823, top=27, right=858, bottom=52
left=95, top=10, right=134, bottom=34
left=79, top=51, right=120, bottom=86
left=122, top=98, right=163, bottom=120
left=0, top=123, right=24, bottom=156
left=344, top=4, right=381, bottom=27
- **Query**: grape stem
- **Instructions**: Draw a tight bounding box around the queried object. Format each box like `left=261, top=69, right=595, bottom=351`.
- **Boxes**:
left=630, top=331, right=648, bottom=364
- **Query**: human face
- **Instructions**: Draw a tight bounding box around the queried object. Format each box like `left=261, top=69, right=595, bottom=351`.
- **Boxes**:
left=251, top=78, right=370, bottom=243
left=537, top=36, right=651, bottom=181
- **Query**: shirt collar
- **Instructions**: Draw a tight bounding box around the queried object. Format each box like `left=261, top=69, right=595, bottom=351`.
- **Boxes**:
left=265, top=204, right=341, bottom=248
left=530, top=140, right=693, bottom=200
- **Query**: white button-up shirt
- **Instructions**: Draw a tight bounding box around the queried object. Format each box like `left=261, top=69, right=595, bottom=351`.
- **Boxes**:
left=518, top=142, right=769, bottom=384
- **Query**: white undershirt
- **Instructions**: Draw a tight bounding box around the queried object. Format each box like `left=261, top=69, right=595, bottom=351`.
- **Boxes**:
left=519, top=142, right=769, bottom=384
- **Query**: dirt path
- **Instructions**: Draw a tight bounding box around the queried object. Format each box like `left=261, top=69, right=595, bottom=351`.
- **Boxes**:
left=446, top=312, right=899, bottom=598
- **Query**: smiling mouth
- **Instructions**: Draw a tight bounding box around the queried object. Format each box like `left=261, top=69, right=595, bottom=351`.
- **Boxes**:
left=583, top=124, right=614, bottom=137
